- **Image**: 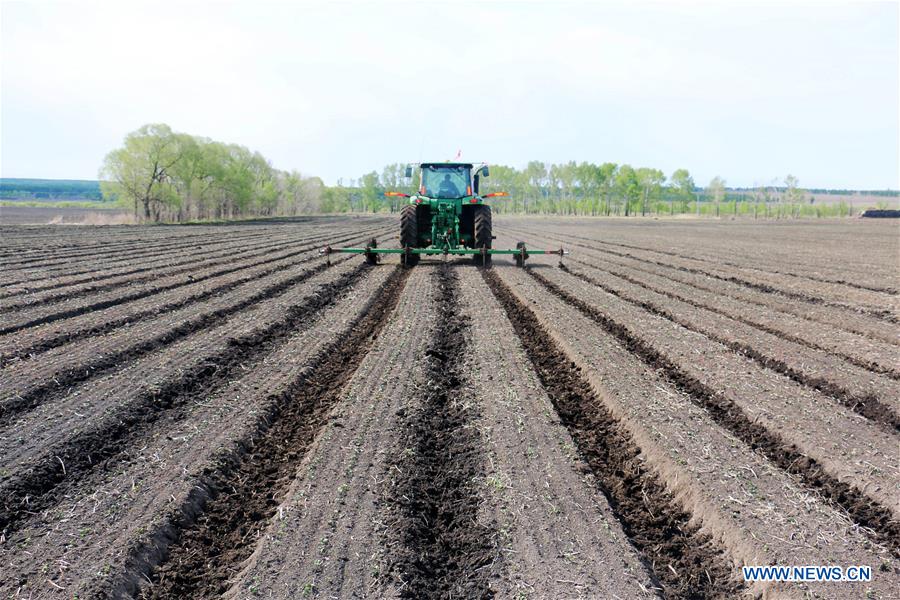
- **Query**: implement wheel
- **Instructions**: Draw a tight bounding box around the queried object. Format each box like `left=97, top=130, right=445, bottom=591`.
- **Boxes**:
left=472, top=205, right=492, bottom=266
left=514, top=241, right=529, bottom=267
left=400, top=204, right=419, bottom=267
left=365, top=238, right=379, bottom=265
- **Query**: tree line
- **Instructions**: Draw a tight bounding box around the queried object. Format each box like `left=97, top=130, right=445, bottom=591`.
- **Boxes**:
left=100, top=125, right=895, bottom=222
left=101, top=124, right=325, bottom=222
left=332, top=162, right=844, bottom=217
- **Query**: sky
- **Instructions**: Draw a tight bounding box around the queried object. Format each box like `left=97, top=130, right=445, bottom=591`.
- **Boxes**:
left=1, top=0, right=898, bottom=189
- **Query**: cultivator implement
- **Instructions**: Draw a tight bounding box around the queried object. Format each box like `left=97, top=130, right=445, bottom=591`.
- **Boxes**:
left=322, top=161, right=568, bottom=267
left=322, top=241, right=568, bottom=267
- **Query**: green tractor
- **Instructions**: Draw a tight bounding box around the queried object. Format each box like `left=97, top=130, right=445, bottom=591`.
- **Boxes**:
left=323, top=162, right=566, bottom=267
left=395, top=162, right=499, bottom=266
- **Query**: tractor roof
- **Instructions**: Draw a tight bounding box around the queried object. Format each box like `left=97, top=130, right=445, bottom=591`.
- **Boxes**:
left=419, top=162, right=474, bottom=168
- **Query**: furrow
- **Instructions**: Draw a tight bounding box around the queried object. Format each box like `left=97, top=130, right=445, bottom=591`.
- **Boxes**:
left=0, top=228, right=265, bottom=272
left=1, top=222, right=384, bottom=301
left=527, top=268, right=900, bottom=555
left=603, top=239, right=899, bottom=295
left=130, top=266, right=410, bottom=599
left=0, top=229, right=380, bottom=336
left=0, top=254, right=356, bottom=427
left=512, top=227, right=900, bottom=333
left=533, top=227, right=899, bottom=310
left=564, top=254, right=900, bottom=380
left=0, top=229, right=235, bottom=266
left=0, top=228, right=390, bottom=363
left=483, top=268, right=743, bottom=599
left=559, top=263, right=900, bottom=432
left=380, top=263, right=496, bottom=599
left=510, top=226, right=899, bottom=358
left=581, top=237, right=897, bottom=323
left=0, top=232, right=312, bottom=310
left=0, top=262, right=376, bottom=536
left=1, top=222, right=305, bottom=265
left=0, top=226, right=349, bottom=301
left=0, top=227, right=290, bottom=287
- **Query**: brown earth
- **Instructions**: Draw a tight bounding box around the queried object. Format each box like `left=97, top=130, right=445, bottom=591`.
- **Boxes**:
left=0, top=216, right=897, bottom=599
left=0, top=205, right=132, bottom=226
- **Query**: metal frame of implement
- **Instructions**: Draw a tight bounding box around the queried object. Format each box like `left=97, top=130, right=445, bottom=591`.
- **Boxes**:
left=321, top=243, right=568, bottom=266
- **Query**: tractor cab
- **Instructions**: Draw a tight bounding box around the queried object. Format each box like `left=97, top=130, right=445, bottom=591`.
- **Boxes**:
left=418, top=163, right=474, bottom=198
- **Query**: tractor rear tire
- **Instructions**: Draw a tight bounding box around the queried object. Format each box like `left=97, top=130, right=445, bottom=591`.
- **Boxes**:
left=472, top=205, right=492, bottom=266
left=400, top=204, right=419, bottom=267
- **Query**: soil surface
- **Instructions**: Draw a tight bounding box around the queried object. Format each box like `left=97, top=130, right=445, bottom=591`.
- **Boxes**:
left=1, top=216, right=897, bottom=599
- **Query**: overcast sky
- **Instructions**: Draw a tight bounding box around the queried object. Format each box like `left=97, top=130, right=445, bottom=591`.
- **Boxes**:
left=1, top=1, right=898, bottom=189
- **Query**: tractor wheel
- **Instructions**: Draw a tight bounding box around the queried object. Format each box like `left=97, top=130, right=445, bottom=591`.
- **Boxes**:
left=400, top=204, right=419, bottom=267
left=472, top=205, right=492, bottom=266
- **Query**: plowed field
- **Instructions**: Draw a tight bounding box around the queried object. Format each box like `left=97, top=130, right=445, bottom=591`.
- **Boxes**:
left=1, top=216, right=897, bottom=599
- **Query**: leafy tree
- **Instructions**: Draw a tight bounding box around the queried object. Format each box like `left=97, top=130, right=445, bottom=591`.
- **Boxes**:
left=574, top=162, right=599, bottom=214
left=380, top=163, right=415, bottom=211
left=636, top=168, right=665, bottom=216
left=784, top=174, right=805, bottom=206
left=101, top=123, right=185, bottom=220
left=481, top=164, right=522, bottom=213
left=615, top=165, right=640, bottom=216
left=321, top=185, right=351, bottom=213
left=359, top=171, right=382, bottom=213
left=102, top=124, right=324, bottom=222
left=597, top=162, right=618, bottom=215
left=670, top=168, right=694, bottom=212
left=556, top=160, right=577, bottom=214
left=707, top=176, right=726, bottom=216
left=523, top=161, right=547, bottom=214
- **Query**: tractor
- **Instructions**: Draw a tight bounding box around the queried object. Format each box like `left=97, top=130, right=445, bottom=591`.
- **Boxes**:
left=322, top=162, right=566, bottom=266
